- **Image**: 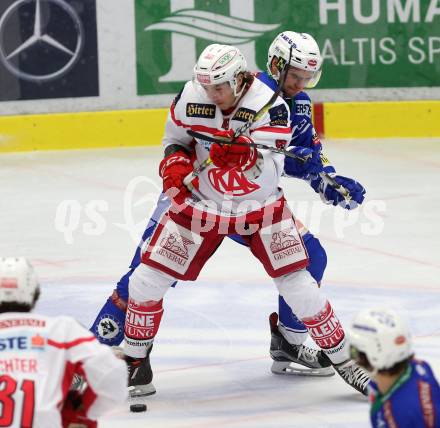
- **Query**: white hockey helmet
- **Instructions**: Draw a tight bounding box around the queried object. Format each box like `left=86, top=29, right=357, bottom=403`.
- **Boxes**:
left=349, top=308, right=413, bottom=371
left=193, top=44, right=247, bottom=96
left=267, top=31, right=323, bottom=88
left=0, top=257, right=40, bottom=307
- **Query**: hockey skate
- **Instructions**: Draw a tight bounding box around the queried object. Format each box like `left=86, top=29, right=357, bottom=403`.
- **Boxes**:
left=269, top=312, right=335, bottom=377
left=323, top=355, right=370, bottom=395
left=126, top=345, right=156, bottom=398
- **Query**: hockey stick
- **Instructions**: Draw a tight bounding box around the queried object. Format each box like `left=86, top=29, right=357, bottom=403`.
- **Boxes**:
left=186, top=129, right=304, bottom=160
left=182, top=45, right=294, bottom=190
left=186, top=129, right=350, bottom=200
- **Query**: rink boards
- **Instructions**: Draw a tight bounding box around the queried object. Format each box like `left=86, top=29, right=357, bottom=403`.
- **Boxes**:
left=0, top=101, right=439, bottom=153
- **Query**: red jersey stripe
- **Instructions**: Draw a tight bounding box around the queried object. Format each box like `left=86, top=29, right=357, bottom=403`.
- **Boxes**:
left=251, top=126, right=292, bottom=134
left=48, top=336, right=96, bottom=349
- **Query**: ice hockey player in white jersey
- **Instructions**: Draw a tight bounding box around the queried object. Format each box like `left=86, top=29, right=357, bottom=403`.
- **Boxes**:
left=89, top=31, right=366, bottom=383
left=0, top=257, right=127, bottom=428
left=122, top=44, right=370, bottom=399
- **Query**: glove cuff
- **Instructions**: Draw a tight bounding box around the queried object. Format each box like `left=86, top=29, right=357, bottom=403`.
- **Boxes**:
left=159, top=151, right=191, bottom=178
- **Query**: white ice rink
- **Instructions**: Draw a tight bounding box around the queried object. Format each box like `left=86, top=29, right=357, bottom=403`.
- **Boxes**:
left=1, top=138, right=439, bottom=427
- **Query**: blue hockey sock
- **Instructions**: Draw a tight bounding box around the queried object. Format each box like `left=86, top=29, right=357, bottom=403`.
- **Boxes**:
left=90, top=291, right=127, bottom=346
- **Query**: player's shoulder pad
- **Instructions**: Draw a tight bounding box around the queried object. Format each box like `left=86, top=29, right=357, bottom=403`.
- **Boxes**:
left=243, top=78, right=279, bottom=115
left=180, top=81, right=217, bottom=119
left=412, top=359, right=436, bottom=380
left=171, top=81, right=217, bottom=120
left=178, top=80, right=200, bottom=102
left=293, top=91, right=312, bottom=118
left=172, top=86, right=184, bottom=108
left=256, top=71, right=278, bottom=92
left=50, top=315, right=93, bottom=338
left=294, top=91, right=312, bottom=102
left=171, top=81, right=191, bottom=112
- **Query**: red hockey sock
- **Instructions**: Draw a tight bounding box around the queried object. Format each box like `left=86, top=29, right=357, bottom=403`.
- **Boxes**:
left=124, top=299, right=163, bottom=357
left=302, top=301, right=348, bottom=364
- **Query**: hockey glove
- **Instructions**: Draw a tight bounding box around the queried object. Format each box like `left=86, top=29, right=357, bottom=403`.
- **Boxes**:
left=209, top=129, right=257, bottom=170
left=311, top=175, right=366, bottom=210
left=159, top=150, right=193, bottom=204
left=61, top=391, right=97, bottom=428
left=284, top=146, right=323, bottom=179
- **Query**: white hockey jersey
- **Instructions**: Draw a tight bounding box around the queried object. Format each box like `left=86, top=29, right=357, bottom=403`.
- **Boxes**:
left=163, top=78, right=292, bottom=217
left=0, top=312, right=127, bottom=428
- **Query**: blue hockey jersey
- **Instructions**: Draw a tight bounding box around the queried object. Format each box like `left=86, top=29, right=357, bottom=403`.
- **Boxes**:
left=369, top=359, right=440, bottom=428
left=256, top=71, right=322, bottom=151
left=256, top=71, right=334, bottom=180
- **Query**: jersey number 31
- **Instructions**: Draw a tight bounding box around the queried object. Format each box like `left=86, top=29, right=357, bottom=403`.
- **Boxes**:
left=0, top=375, right=35, bottom=428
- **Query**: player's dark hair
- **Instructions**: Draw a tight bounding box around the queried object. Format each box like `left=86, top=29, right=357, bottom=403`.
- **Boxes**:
left=378, top=356, right=413, bottom=376
left=0, top=288, right=40, bottom=314
left=356, top=350, right=413, bottom=376
left=240, top=71, right=254, bottom=86
left=234, top=71, right=254, bottom=92
left=355, top=350, right=374, bottom=372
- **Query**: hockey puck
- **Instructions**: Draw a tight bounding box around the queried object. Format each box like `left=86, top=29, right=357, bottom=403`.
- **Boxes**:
left=130, top=403, right=147, bottom=412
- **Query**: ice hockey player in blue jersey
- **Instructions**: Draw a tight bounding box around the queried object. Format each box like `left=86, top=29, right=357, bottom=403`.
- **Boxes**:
left=89, top=31, right=368, bottom=391
left=253, top=31, right=366, bottom=384
left=350, top=308, right=440, bottom=427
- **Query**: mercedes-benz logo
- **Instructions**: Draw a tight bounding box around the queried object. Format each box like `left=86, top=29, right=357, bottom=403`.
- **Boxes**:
left=0, top=0, right=84, bottom=82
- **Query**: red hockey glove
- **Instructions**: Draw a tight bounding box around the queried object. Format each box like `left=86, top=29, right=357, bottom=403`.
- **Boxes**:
left=61, top=391, right=97, bottom=428
left=209, top=129, right=257, bottom=170
left=159, top=150, right=193, bottom=203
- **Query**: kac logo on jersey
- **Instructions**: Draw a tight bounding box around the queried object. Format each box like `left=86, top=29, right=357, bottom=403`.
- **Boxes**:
left=186, top=103, right=216, bottom=118
left=208, top=168, right=260, bottom=196
left=136, top=0, right=281, bottom=95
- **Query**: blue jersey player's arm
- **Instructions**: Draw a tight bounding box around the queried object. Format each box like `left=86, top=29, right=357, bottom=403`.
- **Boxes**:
left=257, top=72, right=365, bottom=209
left=256, top=72, right=333, bottom=177
left=286, top=91, right=366, bottom=209
left=285, top=91, right=336, bottom=178
left=289, top=92, right=320, bottom=150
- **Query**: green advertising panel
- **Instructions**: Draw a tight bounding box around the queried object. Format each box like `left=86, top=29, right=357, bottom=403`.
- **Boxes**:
left=135, top=0, right=440, bottom=95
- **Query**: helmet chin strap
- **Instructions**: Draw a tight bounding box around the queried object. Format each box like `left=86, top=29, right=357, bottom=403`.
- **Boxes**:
left=269, top=68, right=291, bottom=99
left=270, top=69, right=281, bottom=82
left=233, top=82, right=245, bottom=100
left=231, top=74, right=250, bottom=106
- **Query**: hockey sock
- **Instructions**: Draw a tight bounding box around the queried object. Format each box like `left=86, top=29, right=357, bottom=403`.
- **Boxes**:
left=89, top=290, right=127, bottom=346
left=278, top=295, right=308, bottom=344
left=302, top=301, right=348, bottom=364
left=124, top=298, right=164, bottom=358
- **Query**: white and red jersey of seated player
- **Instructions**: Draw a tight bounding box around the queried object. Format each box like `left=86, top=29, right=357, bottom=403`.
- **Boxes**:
left=0, top=312, right=127, bottom=428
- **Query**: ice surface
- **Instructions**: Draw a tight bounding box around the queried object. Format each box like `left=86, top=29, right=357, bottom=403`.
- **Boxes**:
left=1, top=138, right=439, bottom=427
